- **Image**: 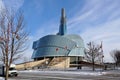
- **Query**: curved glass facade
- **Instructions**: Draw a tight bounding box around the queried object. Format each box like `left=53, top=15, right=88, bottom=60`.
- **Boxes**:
left=32, top=35, right=84, bottom=59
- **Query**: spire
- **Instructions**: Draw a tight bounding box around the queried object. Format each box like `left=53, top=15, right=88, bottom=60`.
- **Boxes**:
left=61, top=8, right=66, bottom=24
left=58, top=8, right=67, bottom=35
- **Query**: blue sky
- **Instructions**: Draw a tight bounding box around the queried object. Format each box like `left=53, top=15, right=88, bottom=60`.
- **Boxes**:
left=0, top=0, right=120, bottom=63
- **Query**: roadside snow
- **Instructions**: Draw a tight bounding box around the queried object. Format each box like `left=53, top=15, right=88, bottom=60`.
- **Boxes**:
left=0, top=77, right=4, bottom=80
left=19, top=70, right=107, bottom=76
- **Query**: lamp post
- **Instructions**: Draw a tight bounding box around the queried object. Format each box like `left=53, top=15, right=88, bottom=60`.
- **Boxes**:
left=64, top=46, right=67, bottom=70
left=55, top=48, right=59, bottom=58
left=55, top=48, right=59, bottom=67
left=102, top=55, right=104, bottom=70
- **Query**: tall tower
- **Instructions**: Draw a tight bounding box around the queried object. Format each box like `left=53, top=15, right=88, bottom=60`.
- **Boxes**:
left=58, top=8, right=67, bottom=35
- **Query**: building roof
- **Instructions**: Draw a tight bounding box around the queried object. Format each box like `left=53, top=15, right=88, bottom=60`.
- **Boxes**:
left=32, top=34, right=84, bottom=59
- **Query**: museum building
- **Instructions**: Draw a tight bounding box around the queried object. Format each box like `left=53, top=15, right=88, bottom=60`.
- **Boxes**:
left=31, top=8, right=85, bottom=68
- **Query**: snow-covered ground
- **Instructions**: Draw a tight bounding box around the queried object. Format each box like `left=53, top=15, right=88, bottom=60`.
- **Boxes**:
left=1, top=69, right=120, bottom=80
left=0, top=77, right=4, bottom=80
left=19, top=69, right=107, bottom=76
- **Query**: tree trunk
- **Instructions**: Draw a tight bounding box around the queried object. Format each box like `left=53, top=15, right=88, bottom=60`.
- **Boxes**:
left=5, top=65, right=9, bottom=80
left=116, top=63, right=118, bottom=70
left=92, top=59, right=95, bottom=71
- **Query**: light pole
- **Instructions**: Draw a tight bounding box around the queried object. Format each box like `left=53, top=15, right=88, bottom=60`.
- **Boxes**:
left=64, top=46, right=67, bottom=70
left=55, top=48, right=59, bottom=67
left=55, top=48, right=59, bottom=58
left=102, top=55, right=104, bottom=70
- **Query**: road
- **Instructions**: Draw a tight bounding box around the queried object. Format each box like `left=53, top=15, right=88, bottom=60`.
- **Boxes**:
left=9, top=70, right=120, bottom=80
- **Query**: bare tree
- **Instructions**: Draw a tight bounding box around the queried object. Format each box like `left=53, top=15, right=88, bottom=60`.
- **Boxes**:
left=0, top=8, right=28, bottom=80
left=110, top=49, right=120, bottom=69
left=84, top=42, right=104, bottom=71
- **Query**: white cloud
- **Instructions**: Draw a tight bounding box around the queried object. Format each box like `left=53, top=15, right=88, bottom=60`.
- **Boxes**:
left=3, top=0, right=24, bottom=12
left=68, top=0, right=120, bottom=29
left=0, top=0, right=5, bottom=12
left=81, top=18, right=120, bottom=62
left=67, top=0, right=120, bottom=62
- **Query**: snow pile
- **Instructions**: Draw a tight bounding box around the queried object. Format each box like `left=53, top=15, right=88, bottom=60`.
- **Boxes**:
left=0, top=77, right=4, bottom=80
left=19, top=70, right=107, bottom=76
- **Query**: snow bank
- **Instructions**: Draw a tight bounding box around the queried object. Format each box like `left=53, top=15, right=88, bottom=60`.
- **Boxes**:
left=19, top=70, right=107, bottom=76
left=0, top=77, right=4, bottom=80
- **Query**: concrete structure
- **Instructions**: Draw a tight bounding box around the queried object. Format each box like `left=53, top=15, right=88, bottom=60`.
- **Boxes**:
left=31, top=8, right=85, bottom=69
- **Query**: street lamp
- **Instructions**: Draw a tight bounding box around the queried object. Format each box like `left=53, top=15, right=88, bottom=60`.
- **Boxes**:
left=55, top=48, right=59, bottom=67
left=55, top=48, right=59, bottom=58
left=64, top=46, right=67, bottom=70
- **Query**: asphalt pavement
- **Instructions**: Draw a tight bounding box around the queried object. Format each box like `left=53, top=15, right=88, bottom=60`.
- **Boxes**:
left=9, top=70, right=120, bottom=80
